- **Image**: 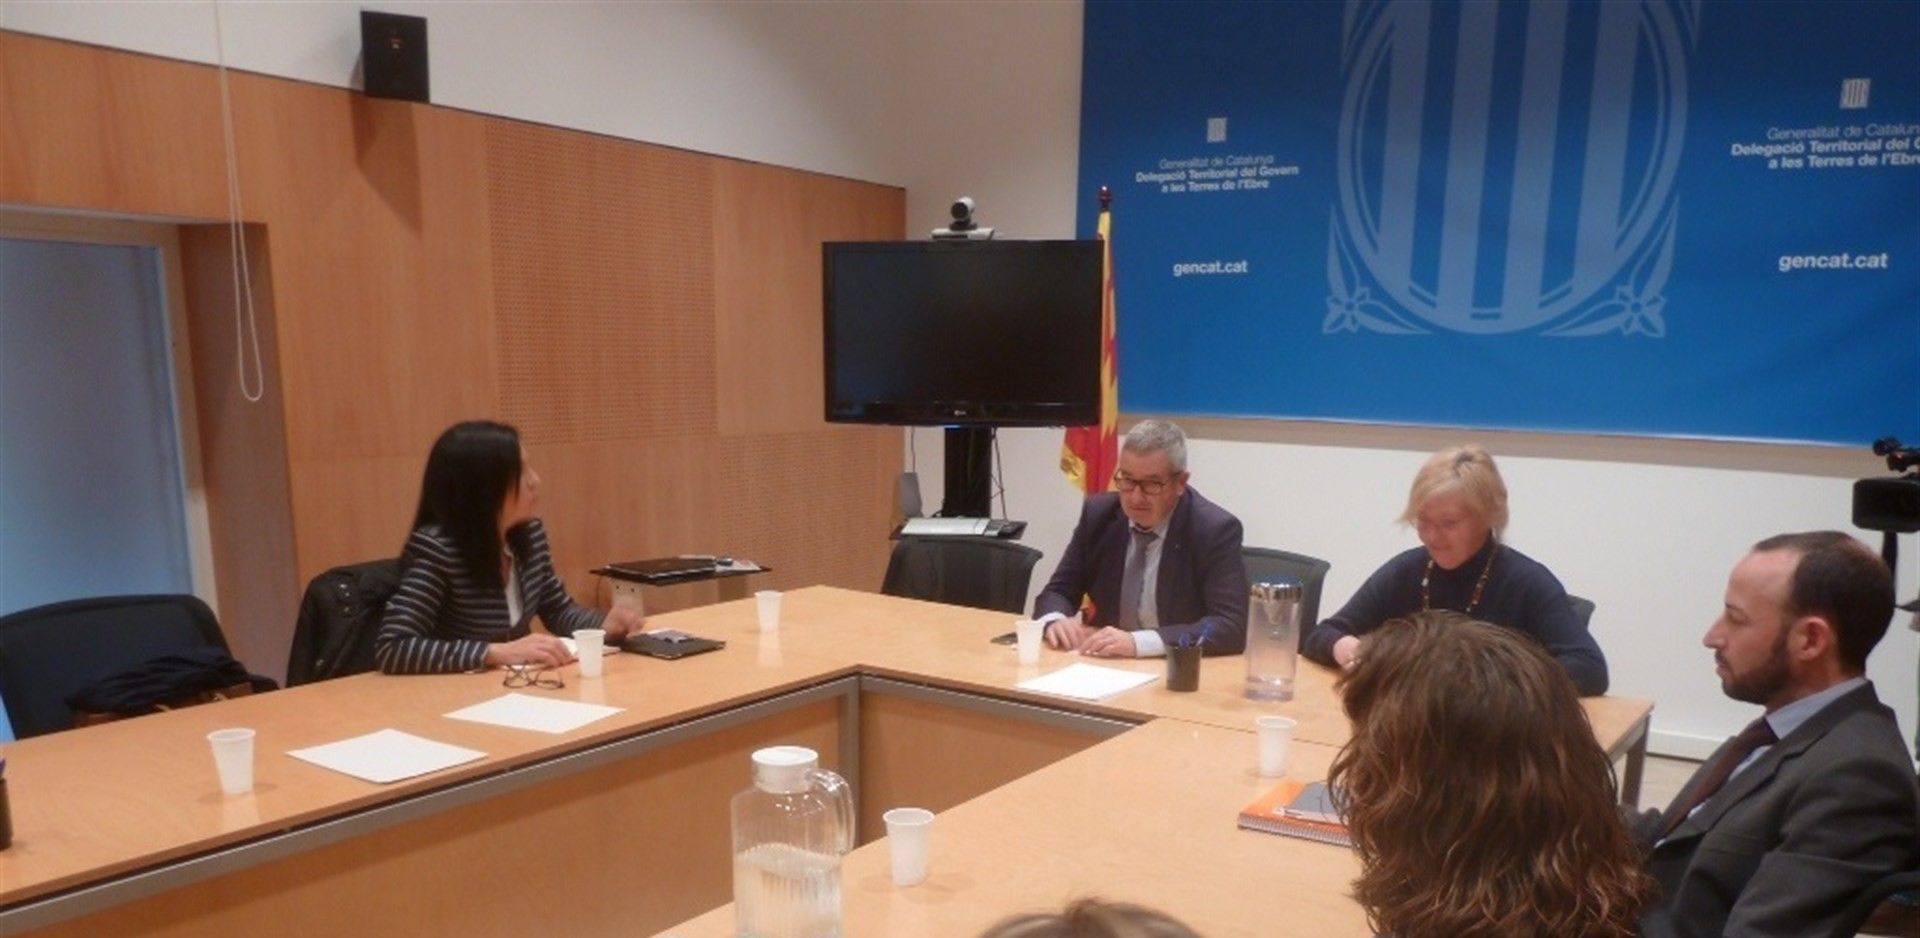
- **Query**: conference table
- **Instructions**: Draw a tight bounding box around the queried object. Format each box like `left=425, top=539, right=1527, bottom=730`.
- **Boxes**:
left=0, top=587, right=1652, bottom=937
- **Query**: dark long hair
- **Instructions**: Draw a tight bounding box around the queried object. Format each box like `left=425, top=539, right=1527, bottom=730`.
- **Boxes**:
left=1327, top=612, right=1651, bottom=938
left=410, top=420, right=523, bottom=586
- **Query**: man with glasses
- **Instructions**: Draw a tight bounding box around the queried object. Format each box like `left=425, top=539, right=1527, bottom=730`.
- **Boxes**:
left=1034, top=420, right=1249, bottom=657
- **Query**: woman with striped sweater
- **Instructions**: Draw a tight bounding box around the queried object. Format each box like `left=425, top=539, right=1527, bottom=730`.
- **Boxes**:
left=375, top=421, right=643, bottom=674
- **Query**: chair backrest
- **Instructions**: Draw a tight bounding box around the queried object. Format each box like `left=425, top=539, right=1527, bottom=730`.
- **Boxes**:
left=1241, top=547, right=1332, bottom=649
left=286, top=558, right=403, bottom=686
left=881, top=537, right=1044, bottom=615
left=0, top=594, right=229, bottom=738
left=1567, top=594, right=1597, bottom=630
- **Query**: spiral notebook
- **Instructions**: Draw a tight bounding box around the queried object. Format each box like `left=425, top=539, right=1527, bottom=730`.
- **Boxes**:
left=1236, top=779, right=1351, bottom=847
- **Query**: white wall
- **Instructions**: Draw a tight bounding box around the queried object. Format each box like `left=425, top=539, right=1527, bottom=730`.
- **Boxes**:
left=9, top=0, right=1913, bottom=759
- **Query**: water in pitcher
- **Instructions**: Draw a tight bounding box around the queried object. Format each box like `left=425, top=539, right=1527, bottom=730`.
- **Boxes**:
left=732, top=842, right=843, bottom=938
left=1245, top=580, right=1302, bottom=701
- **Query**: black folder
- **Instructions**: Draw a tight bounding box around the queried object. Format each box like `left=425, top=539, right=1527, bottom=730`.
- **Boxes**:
left=620, top=630, right=726, bottom=660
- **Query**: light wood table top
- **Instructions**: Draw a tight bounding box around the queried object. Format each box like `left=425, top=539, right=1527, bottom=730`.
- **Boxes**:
left=0, top=585, right=1650, bottom=915
left=0, top=619, right=852, bottom=905
left=687, top=587, right=1652, bottom=758
left=658, top=719, right=1367, bottom=938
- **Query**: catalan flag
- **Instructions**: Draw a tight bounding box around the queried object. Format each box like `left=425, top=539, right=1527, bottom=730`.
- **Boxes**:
left=1060, top=190, right=1120, bottom=495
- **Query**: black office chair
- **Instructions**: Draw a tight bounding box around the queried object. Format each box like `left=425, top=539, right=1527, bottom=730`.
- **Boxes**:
left=1568, top=594, right=1597, bottom=630
left=1242, top=546, right=1332, bottom=649
left=880, top=536, right=1043, bottom=614
left=287, top=558, right=402, bottom=686
left=0, top=594, right=231, bottom=738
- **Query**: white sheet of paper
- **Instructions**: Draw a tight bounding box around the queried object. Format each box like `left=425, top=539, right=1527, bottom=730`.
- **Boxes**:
left=444, top=692, right=624, bottom=734
left=1016, top=662, right=1159, bottom=701
left=286, top=729, right=487, bottom=785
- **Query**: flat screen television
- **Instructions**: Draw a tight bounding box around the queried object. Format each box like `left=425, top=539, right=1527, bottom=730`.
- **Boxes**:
left=823, top=240, right=1103, bottom=427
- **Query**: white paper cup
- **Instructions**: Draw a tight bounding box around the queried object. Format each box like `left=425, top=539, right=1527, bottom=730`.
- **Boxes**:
left=208, top=727, right=256, bottom=795
left=883, top=807, right=935, bottom=886
left=1014, top=619, right=1045, bottom=665
left=1256, top=715, right=1297, bottom=778
left=755, top=590, right=782, bottom=633
left=575, top=628, right=605, bottom=677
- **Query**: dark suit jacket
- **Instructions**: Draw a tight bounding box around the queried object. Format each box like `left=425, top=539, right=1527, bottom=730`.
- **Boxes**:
left=1629, top=681, right=1920, bottom=938
left=1033, top=487, right=1249, bottom=654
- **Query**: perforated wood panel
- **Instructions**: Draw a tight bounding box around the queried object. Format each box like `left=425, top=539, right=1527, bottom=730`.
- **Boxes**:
left=485, top=121, right=718, bottom=443
left=717, top=429, right=900, bottom=594
left=711, top=160, right=906, bottom=435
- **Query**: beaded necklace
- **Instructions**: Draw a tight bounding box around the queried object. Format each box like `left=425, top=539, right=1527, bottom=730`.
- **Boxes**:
left=1422, top=541, right=1500, bottom=614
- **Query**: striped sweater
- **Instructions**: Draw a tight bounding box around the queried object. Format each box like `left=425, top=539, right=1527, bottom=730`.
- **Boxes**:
left=374, top=518, right=605, bottom=674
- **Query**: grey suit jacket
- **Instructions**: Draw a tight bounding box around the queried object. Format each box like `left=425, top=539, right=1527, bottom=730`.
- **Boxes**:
left=1630, top=681, right=1919, bottom=938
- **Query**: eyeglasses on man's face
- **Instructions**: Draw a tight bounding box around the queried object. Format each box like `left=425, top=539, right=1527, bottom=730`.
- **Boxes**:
left=502, top=663, right=564, bottom=689
left=1113, top=473, right=1173, bottom=496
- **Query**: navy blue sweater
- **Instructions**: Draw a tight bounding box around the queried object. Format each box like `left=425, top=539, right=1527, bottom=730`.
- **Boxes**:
left=1302, top=537, right=1610, bottom=695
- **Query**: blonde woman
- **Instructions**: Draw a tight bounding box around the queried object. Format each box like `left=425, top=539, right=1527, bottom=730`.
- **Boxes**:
left=1302, top=444, right=1608, bottom=694
left=1329, top=612, right=1651, bottom=937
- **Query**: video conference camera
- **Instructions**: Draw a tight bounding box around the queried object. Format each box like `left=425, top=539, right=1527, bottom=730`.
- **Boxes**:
left=932, top=195, right=996, bottom=240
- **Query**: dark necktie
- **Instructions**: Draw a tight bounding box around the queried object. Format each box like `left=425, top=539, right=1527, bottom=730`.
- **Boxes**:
left=1661, top=717, right=1778, bottom=837
left=1118, top=526, right=1157, bottom=631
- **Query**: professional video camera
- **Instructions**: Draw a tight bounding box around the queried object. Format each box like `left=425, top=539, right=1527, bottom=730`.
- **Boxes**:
left=1854, top=437, right=1920, bottom=611
left=1855, top=438, right=1920, bottom=534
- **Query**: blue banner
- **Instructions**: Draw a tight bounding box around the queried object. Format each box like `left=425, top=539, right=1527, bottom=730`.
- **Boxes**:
left=1078, top=0, right=1919, bottom=445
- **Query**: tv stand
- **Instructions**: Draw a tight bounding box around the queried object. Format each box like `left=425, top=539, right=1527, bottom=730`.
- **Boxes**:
left=941, top=427, right=995, bottom=518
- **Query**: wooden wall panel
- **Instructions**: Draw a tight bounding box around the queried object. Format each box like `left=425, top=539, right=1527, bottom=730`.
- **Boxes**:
left=531, top=436, right=725, bottom=607
left=176, top=224, right=301, bottom=680
left=708, top=161, right=906, bottom=598
left=229, top=82, right=500, bottom=464
left=486, top=122, right=719, bottom=442
left=716, top=430, right=900, bottom=595
left=0, top=34, right=227, bottom=217
left=712, top=161, right=907, bottom=435
left=2, top=31, right=905, bottom=666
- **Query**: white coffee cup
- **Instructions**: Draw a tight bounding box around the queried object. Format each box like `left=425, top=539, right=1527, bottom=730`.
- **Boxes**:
left=755, top=590, right=782, bottom=633
left=208, top=727, right=257, bottom=795
left=883, top=807, right=935, bottom=886
left=1014, top=619, right=1045, bottom=665
left=575, top=628, right=605, bottom=678
left=1256, top=715, right=1297, bottom=778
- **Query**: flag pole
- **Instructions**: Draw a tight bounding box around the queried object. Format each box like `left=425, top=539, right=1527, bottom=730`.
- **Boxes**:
left=1060, top=186, right=1120, bottom=496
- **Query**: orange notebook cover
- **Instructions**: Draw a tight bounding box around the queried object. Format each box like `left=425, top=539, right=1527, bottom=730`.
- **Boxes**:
left=1236, top=779, right=1353, bottom=848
